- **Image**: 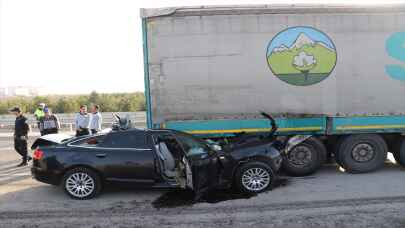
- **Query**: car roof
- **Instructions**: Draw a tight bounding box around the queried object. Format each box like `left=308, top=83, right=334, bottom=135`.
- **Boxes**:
left=119, top=128, right=174, bottom=133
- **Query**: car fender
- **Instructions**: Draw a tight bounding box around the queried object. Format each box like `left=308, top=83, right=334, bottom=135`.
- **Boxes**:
left=62, top=164, right=105, bottom=181
left=230, top=154, right=275, bottom=181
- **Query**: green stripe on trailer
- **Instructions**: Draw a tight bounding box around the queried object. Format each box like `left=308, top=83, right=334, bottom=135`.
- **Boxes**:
left=164, top=117, right=326, bottom=137
left=331, top=115, right=405, bottom=134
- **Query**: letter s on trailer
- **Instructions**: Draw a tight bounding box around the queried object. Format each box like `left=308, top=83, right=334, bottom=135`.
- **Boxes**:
left=140, top=3, right=405, bottom=176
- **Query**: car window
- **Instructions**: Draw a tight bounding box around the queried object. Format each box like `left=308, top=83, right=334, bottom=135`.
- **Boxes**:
left=174, top=133, right=211, bottom=156
left=101, top=131, right=148, bottom=149
left=70, top=135, right=107, bottom=147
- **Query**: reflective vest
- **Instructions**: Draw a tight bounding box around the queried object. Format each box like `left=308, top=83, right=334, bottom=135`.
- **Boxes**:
left=34, top=109, right=45, bottom=120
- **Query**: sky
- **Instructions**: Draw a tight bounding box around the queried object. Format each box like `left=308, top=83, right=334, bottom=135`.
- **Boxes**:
left=0, top=0, right=401, bottom=95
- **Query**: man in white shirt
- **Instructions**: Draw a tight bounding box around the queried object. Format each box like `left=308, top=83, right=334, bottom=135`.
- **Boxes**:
left=75, top=105, right=90, bottom=136
left=90, top=105, right=102, bottom=134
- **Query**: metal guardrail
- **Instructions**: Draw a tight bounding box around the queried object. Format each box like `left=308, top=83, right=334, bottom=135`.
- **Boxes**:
left=0, top=112, right=147, bottom=130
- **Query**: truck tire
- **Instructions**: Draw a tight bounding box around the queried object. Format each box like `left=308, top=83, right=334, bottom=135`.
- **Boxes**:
left=338, top=134, right=387, bottom=173
left=333, top=136, right=347, bottom=167
left=392, top=138, right=405, bottom=167
left=282, top=137, right=327, bottom=176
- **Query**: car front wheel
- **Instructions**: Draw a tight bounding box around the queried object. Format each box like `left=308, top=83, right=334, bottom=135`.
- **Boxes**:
left=62, top=167, right=102, bottom=200
left=235, top=162, right=274, bottom=194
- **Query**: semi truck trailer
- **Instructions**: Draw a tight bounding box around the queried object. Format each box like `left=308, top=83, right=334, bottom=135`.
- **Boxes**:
left=140, top=3, right=405, bottom=176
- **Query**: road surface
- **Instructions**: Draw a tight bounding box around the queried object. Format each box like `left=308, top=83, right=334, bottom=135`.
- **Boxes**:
left=1, top=136, right=405, bottom=227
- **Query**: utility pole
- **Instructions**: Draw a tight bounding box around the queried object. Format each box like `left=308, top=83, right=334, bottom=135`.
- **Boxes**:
left=0, top=0, right=3, bottom=91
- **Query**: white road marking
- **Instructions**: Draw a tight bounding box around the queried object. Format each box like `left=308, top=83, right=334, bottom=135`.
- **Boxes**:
left=0, top=173, right=30, bottom=177
left=0, top=172, right=31, bottom=184
left=0, top=147, right=14, bottom=150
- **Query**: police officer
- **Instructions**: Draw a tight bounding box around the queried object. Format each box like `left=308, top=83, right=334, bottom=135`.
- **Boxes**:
left=75, top=105, right=90, bottom=137
left=34, top=103, right=45, bottom=135
left=39, top=107, right=60, bottom=135
left=89, top=105, right=102, bottom=134
left=9, top=107, right=31, bottom=167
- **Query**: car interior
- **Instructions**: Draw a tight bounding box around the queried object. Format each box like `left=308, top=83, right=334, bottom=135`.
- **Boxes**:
left=154, top=134, right=188, bottom=187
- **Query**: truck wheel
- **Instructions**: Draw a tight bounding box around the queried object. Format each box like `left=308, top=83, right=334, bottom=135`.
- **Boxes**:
left=338, top=134, right=387, bottom=173
left=392, top=138, right=405, bottom=167
left=282, top=137, right=326, bottom=176
left=235, top=162, right=274, bottom=194
left=334, top=136, right=347, bottom=167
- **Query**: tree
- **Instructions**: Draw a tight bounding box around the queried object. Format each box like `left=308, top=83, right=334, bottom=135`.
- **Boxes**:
left=0, top=92, right=146, bottom=114
left=89, top=91, right=100, bottom=105
left=292, top=51, right=317, bottom=81
left=55, top=97, right=77, bottom=113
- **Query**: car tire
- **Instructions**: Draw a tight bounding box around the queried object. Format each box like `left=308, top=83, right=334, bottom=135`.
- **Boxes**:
left=282, top=137, right=326, bottom=176
left=62, top=167, right=102, bottom=200
left=392, top=138, right=405, bottom=167
left=338, top=134, right=387, bottom=173
left=235, top=162, right=274, bottom=194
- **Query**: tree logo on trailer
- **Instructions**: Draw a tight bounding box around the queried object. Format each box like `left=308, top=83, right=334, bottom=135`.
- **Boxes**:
left=266, top=26, right=337, bottom=86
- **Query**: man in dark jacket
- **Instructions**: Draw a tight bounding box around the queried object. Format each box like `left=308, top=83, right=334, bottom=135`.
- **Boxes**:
left=9, top=107, right=31, bottom=167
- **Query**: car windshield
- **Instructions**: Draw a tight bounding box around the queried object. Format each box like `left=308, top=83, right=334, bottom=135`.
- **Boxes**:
left=174, top=132, right=213, bottom=156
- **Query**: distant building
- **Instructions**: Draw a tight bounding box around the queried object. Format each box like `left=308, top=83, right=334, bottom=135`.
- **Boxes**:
left=0, top=86, right=39, bottom=97
left=0, top=87, right=7, bottom=97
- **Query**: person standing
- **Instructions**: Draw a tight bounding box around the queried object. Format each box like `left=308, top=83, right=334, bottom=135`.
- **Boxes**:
left=34, top=103, right=45, bottom=135
left=39, top=107, right=60, bottom=135
left=9, top=107, right=31, bottom=167
left=75, top=105, right=90, bottom=137
left=89, top=105, right=102, bottom=134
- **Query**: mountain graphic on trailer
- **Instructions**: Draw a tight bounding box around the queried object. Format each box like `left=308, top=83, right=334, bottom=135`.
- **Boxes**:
left=267, top=31, right=337, bottom=86
left=268, top=32, right=336, bottom=75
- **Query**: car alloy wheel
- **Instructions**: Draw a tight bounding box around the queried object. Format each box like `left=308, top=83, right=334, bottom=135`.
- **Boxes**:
left=65, top=172, right=95, bottom=198
left=241, top=167, right=271, bottom=192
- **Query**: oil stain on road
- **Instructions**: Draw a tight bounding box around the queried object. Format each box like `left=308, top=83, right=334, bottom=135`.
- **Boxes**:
left=152, top=177, right=289, bottom=209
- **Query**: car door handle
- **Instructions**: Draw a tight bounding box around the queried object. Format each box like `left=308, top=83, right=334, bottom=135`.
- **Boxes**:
left=96, top=153, right=107, bottom=158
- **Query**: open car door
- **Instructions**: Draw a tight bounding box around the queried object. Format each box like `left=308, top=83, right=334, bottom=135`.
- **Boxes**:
left=174, top=133, right=221, bottom=196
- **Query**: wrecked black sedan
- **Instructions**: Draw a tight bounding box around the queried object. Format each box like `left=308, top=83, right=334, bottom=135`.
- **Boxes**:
left=31, top=117, right=282, bottom=200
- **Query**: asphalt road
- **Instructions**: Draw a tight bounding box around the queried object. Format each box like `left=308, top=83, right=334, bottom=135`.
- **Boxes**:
left=1, top=136, right=405, bottom=228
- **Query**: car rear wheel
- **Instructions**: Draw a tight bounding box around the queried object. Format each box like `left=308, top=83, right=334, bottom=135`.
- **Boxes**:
left=235, top=162, right=274, bottom=194
left=62, top=167, right=102, bottom=200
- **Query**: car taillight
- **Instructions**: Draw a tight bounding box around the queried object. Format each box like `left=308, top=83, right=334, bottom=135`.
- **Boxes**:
left=33, top=148, right=44, bottom=160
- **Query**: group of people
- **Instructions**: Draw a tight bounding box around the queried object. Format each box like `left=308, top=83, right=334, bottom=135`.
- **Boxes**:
left=9, top=103, right=103, bottom=167
left=34, top=103, right=60, bottom=135
left=74, top=104, right=102, bottom=136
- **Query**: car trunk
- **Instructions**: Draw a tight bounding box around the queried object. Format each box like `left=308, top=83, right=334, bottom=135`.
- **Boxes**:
left=31, top=134, right=73, bottom=150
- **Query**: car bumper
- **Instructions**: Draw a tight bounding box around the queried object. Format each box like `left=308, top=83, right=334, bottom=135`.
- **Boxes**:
left=272, top=154, right=283, bottom=171
left=31, top=167, right=60, bottom=185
